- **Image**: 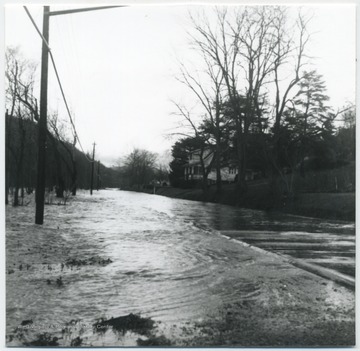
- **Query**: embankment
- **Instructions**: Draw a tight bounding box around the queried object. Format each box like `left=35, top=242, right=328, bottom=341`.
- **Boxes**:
left=149, top=184, right=355, bottom=221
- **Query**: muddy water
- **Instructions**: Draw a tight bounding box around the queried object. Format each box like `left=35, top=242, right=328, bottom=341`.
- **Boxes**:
left=6, top=189, right=355, bottom=346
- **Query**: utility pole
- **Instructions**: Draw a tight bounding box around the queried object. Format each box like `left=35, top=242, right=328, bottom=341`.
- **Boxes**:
left=28, top=5, right=124, bottom=224
left=35, top=6, right=50, bottom=225
left=5, top=110, right=9, bottom=205
left=90, top=142, right=96, bottom=195
left=97, top=161, right=100, bottom=191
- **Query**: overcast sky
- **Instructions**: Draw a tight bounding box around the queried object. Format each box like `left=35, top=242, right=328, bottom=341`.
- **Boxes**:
left=4, top=4, right=356, bottom=166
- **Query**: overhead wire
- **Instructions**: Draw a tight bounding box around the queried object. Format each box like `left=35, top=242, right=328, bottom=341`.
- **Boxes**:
left=23, top=6, right=94, bottom=163
left=69, top=16, right=84, bottom=106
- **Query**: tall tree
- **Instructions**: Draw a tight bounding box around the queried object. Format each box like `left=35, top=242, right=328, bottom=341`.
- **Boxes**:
left=169, top=137, right=200, bottom=187
left=287, top=70, right=331, bottom=177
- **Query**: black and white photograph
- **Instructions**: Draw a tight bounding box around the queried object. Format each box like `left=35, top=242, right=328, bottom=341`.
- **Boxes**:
left=3, top=2, right=356, bottom=348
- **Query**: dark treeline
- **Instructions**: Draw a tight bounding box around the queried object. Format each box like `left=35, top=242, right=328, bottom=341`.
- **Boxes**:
left=5, top=113, right=121, bottom=205
left=116, top=148, right=169, bottom=190
left=5, top=47, right=120, bottom=206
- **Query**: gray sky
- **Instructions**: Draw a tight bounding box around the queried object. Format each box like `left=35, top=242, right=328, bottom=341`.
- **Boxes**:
left=4, top=4, right=356, bottom=166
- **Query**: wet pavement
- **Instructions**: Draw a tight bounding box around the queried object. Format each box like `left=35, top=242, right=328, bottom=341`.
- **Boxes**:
left=221, top=229, right=355, bottom=283
left=152, top=193, right=355, bottom=283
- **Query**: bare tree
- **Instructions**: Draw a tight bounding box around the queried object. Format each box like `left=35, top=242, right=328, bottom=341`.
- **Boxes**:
left=271, top=9, right=311, bottom=176
left=174, top=32, right=231, bottom=194
left=48, top=113, right=78, bottom=196
left=5, top=48, right=38, bottom=206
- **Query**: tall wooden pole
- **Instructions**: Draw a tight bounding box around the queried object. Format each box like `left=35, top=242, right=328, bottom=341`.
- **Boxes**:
left=35, top=6, right=50, bottom=225
left=25, top=5, right=121, bottom=220
left=5, top=110, right=9, bottom=205
left=90, top=142, right=96, bottom=195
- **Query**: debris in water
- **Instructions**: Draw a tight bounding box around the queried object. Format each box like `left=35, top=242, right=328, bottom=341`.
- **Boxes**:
left=65, top=256, right=112, bottom=267
left=137, top=335, right=172, bottom=346
left=24, top=333, right=59, bottom=347
left=93, top=313, right=155, bottom=336
left=56, top=277, right=63, bottom=287
left=70, top=336, right=83, bottom=347
left=20, top=320, right=33, bottom=326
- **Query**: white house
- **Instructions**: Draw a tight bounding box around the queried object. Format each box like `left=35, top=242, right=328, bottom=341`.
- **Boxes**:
left=184, top=148, right=237, bottom=183
left=184, top=148, right=261, bottom=183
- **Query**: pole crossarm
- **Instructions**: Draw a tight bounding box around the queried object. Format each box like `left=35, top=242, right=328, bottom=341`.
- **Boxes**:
left=49, top=6, right=126, bottom=16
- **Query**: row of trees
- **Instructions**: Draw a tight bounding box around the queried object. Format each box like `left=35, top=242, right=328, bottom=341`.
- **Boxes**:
left=117, top=148, right=169, bottom=190
left=5, top=48, right=120, bottom=205
left=170, top=6, right=355, bottom=200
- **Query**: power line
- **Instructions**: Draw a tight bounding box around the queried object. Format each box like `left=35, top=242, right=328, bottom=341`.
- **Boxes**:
left=23, top=6, right=93, bottom=163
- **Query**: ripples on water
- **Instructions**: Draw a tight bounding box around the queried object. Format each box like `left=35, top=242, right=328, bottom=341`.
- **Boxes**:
left=6, top=189, right=354, bottom=346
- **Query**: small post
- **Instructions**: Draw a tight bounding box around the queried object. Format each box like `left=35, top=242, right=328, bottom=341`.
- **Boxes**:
left=97, top=160, right=100, bottom=191
left=90, top=142, right=96, bottom=195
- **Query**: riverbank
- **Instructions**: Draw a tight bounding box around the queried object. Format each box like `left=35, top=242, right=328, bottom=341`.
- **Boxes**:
left=149, top=183, right=355, bottom=221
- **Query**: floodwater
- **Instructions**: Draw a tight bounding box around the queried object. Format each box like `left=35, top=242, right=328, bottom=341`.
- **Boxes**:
left=6, top=189, right=355, bottom=347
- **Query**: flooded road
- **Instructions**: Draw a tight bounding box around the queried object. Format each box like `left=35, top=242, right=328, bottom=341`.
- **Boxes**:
left=6, top=189, right=355, bottom=346
left=153, top=193, right=355, bottom=281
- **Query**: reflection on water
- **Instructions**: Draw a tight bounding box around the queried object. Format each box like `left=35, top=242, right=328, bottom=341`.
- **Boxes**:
left=6, top=189, right=355, bottom=346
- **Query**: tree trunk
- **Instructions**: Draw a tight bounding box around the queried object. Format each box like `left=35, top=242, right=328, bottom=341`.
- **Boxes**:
left=5, top=179, right=9, bottom=205
left=215, top=136, right=222, bottom=197
left=56, top=177, right=65, bottom=198
left=202, top=174, right=209, bottom=198
left=71, top=161, right=77, bottom=196
left=5, top=160, right=9, bottom=205
left=13, top=171, right=19, bottom=206
left=235, top=128, right=247, bottom=203
left=19, top=132, right=25, bottom=205
left=48, top=132, right=66, bottom=198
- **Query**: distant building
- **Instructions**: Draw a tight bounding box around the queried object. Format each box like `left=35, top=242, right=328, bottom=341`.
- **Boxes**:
left=184, top=148, right=213, bottom=181
left=184, top=148, right=237, bottom=183
left=184, top=148, right=261, bottom=183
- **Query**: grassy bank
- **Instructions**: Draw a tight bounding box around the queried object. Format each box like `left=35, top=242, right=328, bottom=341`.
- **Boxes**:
left=150, top=183, right=355, bottom=221
left=127, top=164, right=355, bottom=221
